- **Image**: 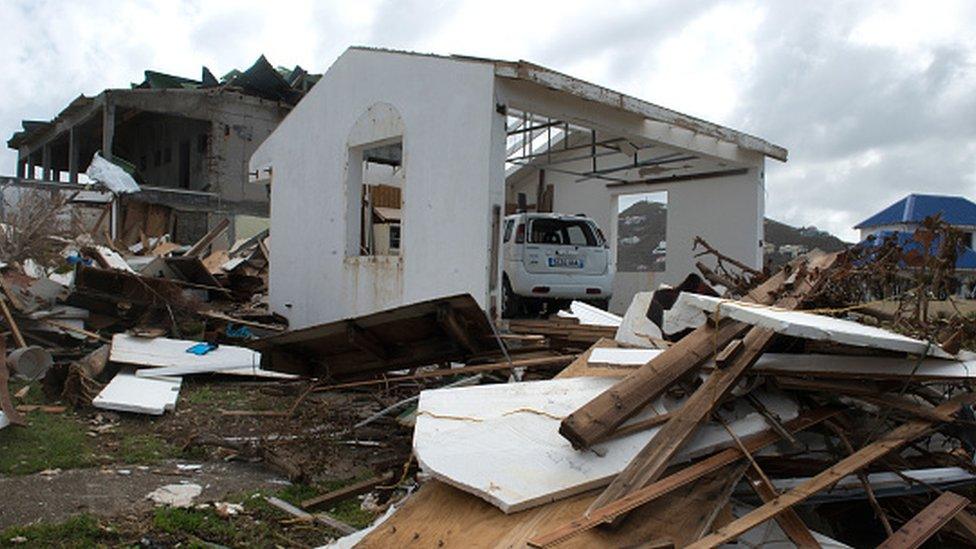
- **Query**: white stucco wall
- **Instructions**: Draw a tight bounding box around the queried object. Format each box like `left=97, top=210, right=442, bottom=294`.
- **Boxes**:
left=251, top=50, right=500, bottom=328
left=507, top=157, right=765, bottom=313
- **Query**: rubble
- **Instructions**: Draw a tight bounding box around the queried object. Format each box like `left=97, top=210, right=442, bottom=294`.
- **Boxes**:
left=1, top=196, right=975, bottom=547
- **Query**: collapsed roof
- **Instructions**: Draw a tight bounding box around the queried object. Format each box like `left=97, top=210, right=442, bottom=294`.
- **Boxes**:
left=7, top=55, right=319, bottom=151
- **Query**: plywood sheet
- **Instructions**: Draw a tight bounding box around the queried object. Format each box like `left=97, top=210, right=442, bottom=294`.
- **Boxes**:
left=358, top=466, right=743, bottom=548
left=414, top=378, right=798, bottom=512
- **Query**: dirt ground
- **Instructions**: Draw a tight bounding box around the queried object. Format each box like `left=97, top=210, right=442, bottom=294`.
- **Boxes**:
left=0, top=374, right=416, bottom=547
left=0, top=460, right=285, bottom=530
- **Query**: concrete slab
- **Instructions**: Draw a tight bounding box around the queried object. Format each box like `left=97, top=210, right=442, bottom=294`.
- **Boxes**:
left=413, top=377, right=798, bottom=513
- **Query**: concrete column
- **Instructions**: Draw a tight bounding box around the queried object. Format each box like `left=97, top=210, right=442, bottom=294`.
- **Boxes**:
left=27, top=153, right=36, bottom=180
left=102, top=98, right=115, bottom=161
left=68, top=126, right=79, bottom=183
left=42, top=144, right=52, bottom=181
left=15, top=157, right=25, bottom=179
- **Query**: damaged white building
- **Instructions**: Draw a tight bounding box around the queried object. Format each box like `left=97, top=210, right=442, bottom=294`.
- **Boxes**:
left=250, top=47, right=787, bottom=328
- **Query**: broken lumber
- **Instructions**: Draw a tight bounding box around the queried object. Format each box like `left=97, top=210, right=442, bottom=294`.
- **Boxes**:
left=876, top=491, right=970, bottom=549
left=301, top=471, right=395, bottom=510
left=526, top=408, right=839, bottom=547
left=312, top=354, right=575, bottom=392
left=686, top=392, right=976, bottom=548
left=184, top=217, right=230, bottom=258
left=743, top=467, right=821, bottom=548
left=586, top=325, right=775, bottom=512
left=559, top=254, right=829, bottom=450
left=264, top=495, right=356, bottom=535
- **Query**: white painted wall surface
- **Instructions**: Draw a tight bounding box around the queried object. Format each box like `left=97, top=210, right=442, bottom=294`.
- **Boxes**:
left=507, top=157, right=764, bottom=313
left=251, top=50, right=499, bottom=328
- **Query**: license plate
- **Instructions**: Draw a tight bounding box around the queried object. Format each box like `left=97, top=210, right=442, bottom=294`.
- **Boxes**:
left=549, top=256, right=583, bottom=268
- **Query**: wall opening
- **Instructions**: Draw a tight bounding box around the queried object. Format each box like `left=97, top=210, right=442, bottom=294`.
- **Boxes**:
left=617, top=191, right=667, bottom=272
left=346, top=139, right=403, bottom=257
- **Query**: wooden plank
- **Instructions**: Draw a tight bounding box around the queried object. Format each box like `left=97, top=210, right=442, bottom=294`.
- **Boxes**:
left=264, top=495, right=356, bottom=535
left=526, top=408, right=839, bottom=548
left=743, top=467, right=821, bottom=548
left=776, top=377, right=955, bottom=423
left=346, top=323, right=390, bottom=361
left=587, top=325, right=777, bottom=513
left=358, top=466, right=744, bottom=548
left=437, top=304, right=478, bottom=355
left=184, top=217, right=230, bottom=258
left=556, top=253, right=833, bottom=450
left=558, top=319, right=749, bottom=449
left=312, top=354, right=575, bottom=392
left=877, top=492, right=970, bottom=549
left=714, top=338, right=742, bottom=368
left=302, top=471, right=395, bottom=510
left=686, top=393, right=976, bottom=548
left=0, top=296, right=26, bottom=348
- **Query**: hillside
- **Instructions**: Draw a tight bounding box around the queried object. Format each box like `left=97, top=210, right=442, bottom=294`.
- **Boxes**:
left=615, top=201, right=849, bottom=273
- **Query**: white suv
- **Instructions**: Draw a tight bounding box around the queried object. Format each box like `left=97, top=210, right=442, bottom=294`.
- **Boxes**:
left=502, top=213, right=613, bottom=317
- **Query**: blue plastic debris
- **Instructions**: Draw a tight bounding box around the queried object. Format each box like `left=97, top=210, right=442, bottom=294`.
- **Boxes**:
left=66, top=254, right=94, bottom=266
left=186, top=342, right=218, bottom=355
left=225, top=323, right=253, bottom=339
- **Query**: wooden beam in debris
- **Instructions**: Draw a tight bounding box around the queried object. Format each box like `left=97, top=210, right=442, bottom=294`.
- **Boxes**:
left=264, top=496, right=356, bottom=535
left=686, top=393, right=976, bottom=548
left=558, top=318, right=749, bottom=449
left=313, top=354, right=576, bottom=392
left=0, top=296, right=26, bottom=349
left=184, top=217, right=230, bottom=258
left=436, top=304, right=478, bottom=355
left=526, top=408, right=839, bottom=548
left=877, top=491, right=970, bottom=549
left=346, top=323, right=390, bottom=361
left=302, top=471, right=395, bottom=510
left=558, top=254, right=825, bottom=450
left=587, top=325, right=777, bottom=514
left=743, top=467, right=821, bottom=548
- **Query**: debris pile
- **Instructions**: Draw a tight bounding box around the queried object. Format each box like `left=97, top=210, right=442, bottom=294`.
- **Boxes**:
left=307, top=237, right=976, bottom=547
left=4, top=201, right=976, bottom=547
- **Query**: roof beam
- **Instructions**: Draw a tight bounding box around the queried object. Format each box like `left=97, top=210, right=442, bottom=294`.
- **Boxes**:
left=496, top=78, right=770, bottom=166
left=495, top=61, right=786, bottom=162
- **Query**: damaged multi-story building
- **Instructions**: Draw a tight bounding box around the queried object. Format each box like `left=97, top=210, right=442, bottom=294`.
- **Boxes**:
left=4, top=56, right=318, bottom=245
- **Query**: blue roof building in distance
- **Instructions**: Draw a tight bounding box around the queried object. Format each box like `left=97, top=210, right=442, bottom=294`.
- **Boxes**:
left=855, top=194, right=976, bottom=231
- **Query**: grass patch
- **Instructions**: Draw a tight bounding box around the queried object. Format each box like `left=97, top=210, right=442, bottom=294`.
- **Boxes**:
left=0, top=411, right=96, bottom=475
left=152, top=507, right=238, bottom=544
left=181, top=384, right=252, bottom=407
left=116, top=433, right=180, bottom=465
left=0, top=514, right=113, bottom=548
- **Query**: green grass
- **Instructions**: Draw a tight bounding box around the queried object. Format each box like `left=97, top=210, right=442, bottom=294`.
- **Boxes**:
left=181, top=384, right=251, bottom=407
left=152, top=507, right=238, bottom=543
left=115, top=433, right=180, bottom=465
left=0, top=514, right=113, bottom=548
left=0, top=411, right=97, bottom=475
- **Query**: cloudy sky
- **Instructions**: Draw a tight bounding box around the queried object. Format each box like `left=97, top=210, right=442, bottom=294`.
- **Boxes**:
left=2, top=0, right=974, bottom=241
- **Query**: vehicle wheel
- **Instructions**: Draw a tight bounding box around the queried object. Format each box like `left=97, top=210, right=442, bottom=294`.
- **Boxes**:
left=502, top=277, right=522, bottom=318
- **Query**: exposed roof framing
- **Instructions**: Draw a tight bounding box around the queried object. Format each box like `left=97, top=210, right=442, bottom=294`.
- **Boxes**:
left=348, top=47, right=787, bottom=163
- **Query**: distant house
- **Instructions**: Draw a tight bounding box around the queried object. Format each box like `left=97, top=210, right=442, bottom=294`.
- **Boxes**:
left=855, top=193, right=976, bottom=297
left=855, top=193, right=976, bottom=249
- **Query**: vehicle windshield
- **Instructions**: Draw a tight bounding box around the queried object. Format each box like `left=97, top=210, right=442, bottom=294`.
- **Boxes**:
left=529, top=218, right=598, bottom=246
